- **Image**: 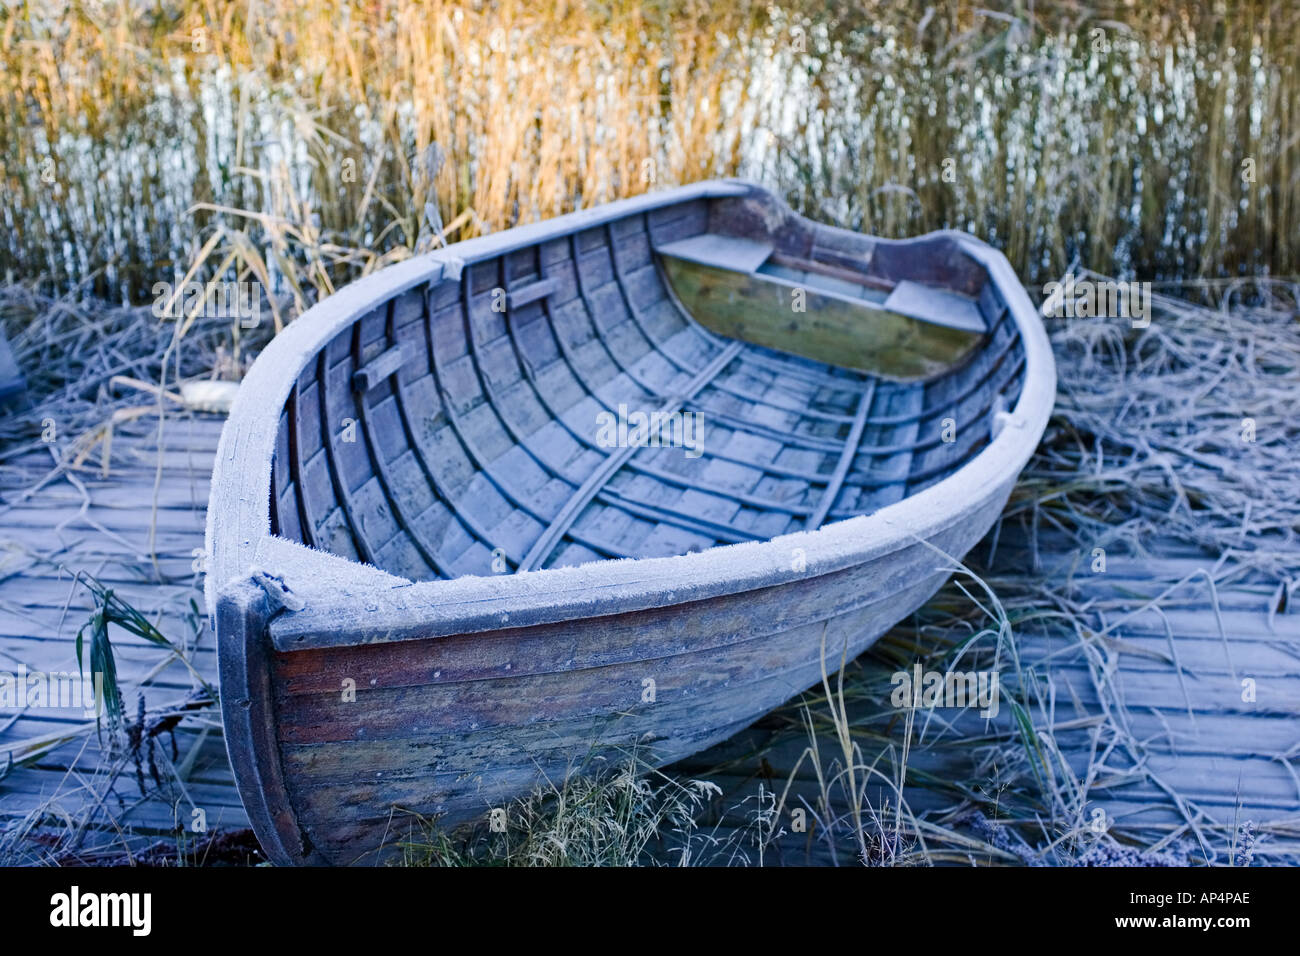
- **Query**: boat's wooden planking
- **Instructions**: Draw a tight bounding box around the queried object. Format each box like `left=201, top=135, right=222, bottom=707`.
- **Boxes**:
left=250, top=479, right=1011, bottom=863
left=267, top=195, right=1026, bottom=583
left=210, top=181, right=1054, bottom=865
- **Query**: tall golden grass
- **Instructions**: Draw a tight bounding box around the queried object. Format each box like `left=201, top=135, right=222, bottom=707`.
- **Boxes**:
left=2, top=1, right=1297, bottom=309
left=2, top=0, right=771, bottom=303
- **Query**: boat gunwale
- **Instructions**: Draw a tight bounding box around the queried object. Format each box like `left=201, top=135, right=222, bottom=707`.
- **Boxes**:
left=205, top=180, right=1056, bottom=652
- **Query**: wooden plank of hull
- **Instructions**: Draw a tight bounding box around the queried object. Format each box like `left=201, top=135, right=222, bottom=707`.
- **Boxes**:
left=274, top=570, right=954, bottom=863
left=272, top=572, right=953, bottom=745
left=270, top=524, right=981, bottom=695
left=274, top=570, right=955, bottom=787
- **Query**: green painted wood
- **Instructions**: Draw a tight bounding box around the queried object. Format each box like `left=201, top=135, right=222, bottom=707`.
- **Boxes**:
left=659, top=256, right=984, bottom=382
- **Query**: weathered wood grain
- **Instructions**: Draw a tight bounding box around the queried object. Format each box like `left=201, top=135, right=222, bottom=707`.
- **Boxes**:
left=0, top=414, right=249, bottom=855
left=660, top=257, right=984, bottom=382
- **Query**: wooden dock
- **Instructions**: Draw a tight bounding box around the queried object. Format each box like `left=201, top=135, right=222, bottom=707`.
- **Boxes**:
left=0, top=412, right=247, bottom=862
left=2, top=286, right=1297, bottom=865
left=676, top=523, right=1300, bottom=865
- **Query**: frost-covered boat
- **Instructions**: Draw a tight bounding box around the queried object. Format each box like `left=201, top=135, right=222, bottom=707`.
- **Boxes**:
left=205, top=180, right=1054, bottom=865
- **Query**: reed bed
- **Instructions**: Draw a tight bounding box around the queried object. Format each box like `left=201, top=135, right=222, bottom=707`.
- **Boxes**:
left=2, top=1, right=1297, bottom=306
left=3, top=0, right=771, bottom=302
left=0, top=283, right=262, bottom=469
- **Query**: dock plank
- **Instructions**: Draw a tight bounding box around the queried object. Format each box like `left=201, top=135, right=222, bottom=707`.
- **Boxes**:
left=0, top=411, right=246, bottom=859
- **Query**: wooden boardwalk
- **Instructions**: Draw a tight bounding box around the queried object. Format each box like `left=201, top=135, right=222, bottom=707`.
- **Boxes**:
left=2, top=302, right=1298, bottom=865
left=677, top=524, right=1300, bottom=865
left=0, top=412, right=246, bottom=862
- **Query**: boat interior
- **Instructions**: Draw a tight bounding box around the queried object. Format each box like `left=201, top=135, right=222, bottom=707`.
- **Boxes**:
left=268, top=194, right=1028, bottom=580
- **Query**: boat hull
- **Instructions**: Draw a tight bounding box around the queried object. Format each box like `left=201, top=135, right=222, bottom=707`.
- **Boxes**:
left=217, top=478, right=1012, bottom=865
left=207, top=180, right=1055, bottom=865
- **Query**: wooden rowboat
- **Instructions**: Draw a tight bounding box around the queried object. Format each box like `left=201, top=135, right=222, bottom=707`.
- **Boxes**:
left=205, top=180, right=1054, bottom=865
